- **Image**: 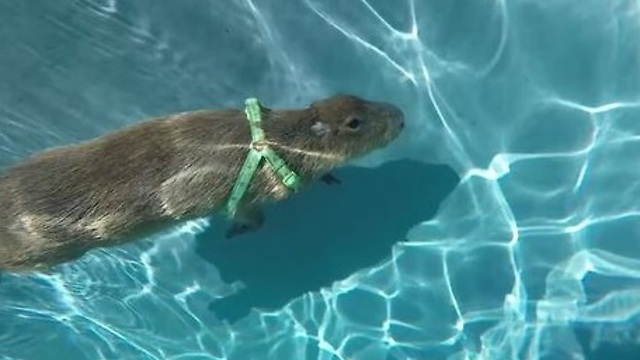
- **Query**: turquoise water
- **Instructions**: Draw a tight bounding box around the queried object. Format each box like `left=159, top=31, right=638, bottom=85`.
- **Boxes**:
left=1, top=0, right=639, bottom=359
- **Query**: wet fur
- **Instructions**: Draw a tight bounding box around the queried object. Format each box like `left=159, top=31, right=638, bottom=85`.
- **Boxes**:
left=0, top=95, right=403, bottom=271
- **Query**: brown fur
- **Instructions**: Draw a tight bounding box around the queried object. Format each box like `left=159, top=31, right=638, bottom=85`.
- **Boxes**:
left=0, top=94, right=404, bottom=271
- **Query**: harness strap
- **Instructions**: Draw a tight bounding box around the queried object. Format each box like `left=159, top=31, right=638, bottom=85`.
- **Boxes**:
left=224, top=98, right=301, bottom=217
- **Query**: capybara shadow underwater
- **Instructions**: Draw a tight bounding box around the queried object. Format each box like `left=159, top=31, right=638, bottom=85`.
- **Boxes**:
left=197, top=159, right=459, bottom=323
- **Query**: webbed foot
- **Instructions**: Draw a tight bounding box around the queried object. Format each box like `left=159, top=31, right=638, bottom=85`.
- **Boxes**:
left=225, top=205, right=264, bottom=239
left=320, top=173, right=341, bottom=185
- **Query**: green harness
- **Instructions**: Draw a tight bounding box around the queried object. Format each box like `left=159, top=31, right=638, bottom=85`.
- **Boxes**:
left=224, top=98, right=302, bottom=217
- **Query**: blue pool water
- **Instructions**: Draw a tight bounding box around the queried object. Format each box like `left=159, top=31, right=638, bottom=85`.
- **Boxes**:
left=1, top=0, right=639, bottom=359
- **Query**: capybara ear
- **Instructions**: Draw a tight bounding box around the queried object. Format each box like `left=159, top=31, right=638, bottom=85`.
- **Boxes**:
left=310, top=121, right=331, bottom=137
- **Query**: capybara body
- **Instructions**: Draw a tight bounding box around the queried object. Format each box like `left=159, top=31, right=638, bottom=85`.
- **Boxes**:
left=0, top=94, right=404, bottom=271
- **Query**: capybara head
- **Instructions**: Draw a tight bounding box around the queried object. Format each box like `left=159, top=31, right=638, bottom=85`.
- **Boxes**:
left=265, top=94, right=405, bottom=175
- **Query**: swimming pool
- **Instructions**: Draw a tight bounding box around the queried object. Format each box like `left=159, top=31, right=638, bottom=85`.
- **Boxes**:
left=1, top=1, right=639, bottom=359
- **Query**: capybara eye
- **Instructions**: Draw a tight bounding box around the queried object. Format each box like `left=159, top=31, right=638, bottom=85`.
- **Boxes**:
left=345, top=116, right=362, bottom=130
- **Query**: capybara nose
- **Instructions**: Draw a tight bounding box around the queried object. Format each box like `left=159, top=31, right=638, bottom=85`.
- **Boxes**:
left=381, top=102, right=405, bottom=129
